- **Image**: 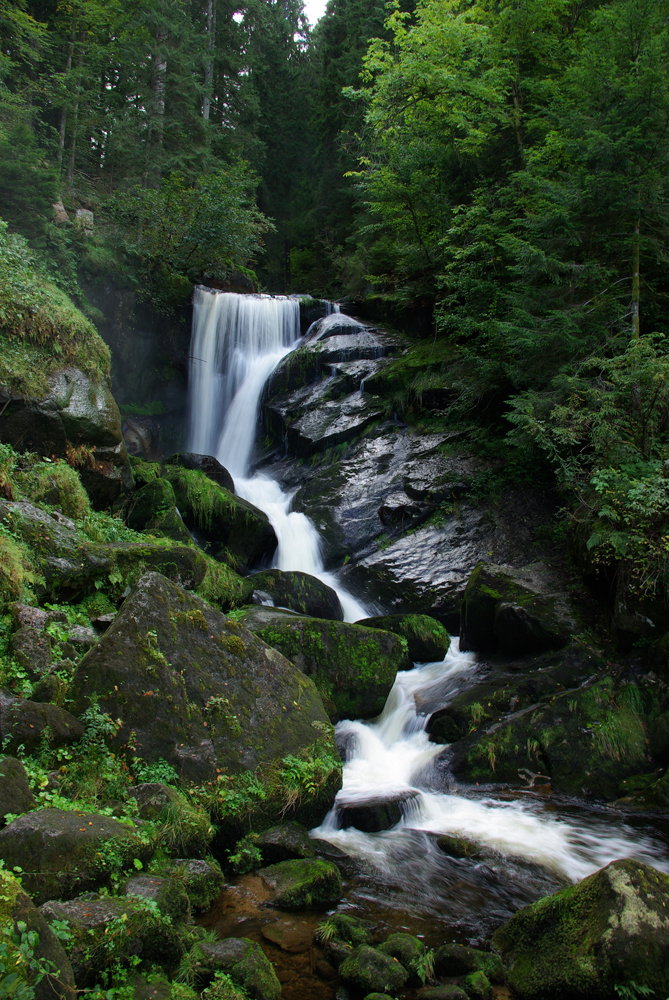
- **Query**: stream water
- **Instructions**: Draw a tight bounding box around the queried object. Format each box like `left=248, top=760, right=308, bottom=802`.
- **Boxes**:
left=188, top=288, right=669, bottom=963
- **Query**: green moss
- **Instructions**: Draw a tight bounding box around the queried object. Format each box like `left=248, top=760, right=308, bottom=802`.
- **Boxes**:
left=259, top=858, right=342, bottom=908
left=163, top=468, right=240, bottom=533
left=129, top=456, right=162, bottom=485
left=0, top=525, right=42, bottom=608
left=197, top=556, right=253, bottom=611
left=14, top=458, right=91, bottom=519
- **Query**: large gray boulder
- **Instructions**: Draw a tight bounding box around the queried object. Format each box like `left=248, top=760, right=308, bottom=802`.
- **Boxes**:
left=0, top=367, right=133, bottom=507
left=0, top=757, right=36, bottom=824
left=69, top=573, right=340, bottom=823
left=492, top=859, right=669, bottom=999
left=251, top=568, right=343, bottom=621
left=0, top=693, right=83, bottom=754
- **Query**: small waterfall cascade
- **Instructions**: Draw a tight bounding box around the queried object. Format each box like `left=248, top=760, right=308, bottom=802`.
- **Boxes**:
left=187, top=287, right=369, bottom=621
left=313, top=641, right=668, bottom=886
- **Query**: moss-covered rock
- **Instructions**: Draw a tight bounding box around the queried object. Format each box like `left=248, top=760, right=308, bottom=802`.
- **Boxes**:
left=127, top=783, right=213, bottom=857
left=433, top=944, right=503, bottom=983
left=0, top=808, right=153, bottom=904
left=0, top=693, right=83, bottom=754
left=436, top=834, right=479, bottom=859
left=163, top=467, right=276, bottom=572
left=196, top=938, right=281, bottom=1000
left=123, top=873, right=190, bottom=923
left=0, top=868, right=75, bottom=1000
left=168, top=858, right=225, bottom=912
left=448, top=675, right=651, bottom=798
left=236, top=606, right=406, bottom=720
left=0, top=756, right=36, bottom=824
left=69, top=573, right=340, bottom=814
left=10, top=624, right=52, bottom=679
left=258, top=858, right=342, bottom=908
left=125, top=478, right=179, bottom=531
left=257, top=821, right=315, bottom=862
left=164, top=453, right=235, bottom=494
left=0, top=500, right=207, bottom=599
left=318, top=912, right=373, bottom=947
left=463, top=971, right=492, bottom=1000
left=356, top=613, right=450, bottom=662
left=460, top=563, right=571, bottom=655
left=339, top=944, right=409, bottom=996
left=251, top=569, right=344, bottom=621
left=378, top=933, right=425, bottom=986
left=492, top=859, right=669, bottom=999
left=41, top=893, right=184, bottom=986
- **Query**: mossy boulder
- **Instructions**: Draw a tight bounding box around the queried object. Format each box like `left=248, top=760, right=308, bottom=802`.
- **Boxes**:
left=41, top=893, right=185, bottom=986
left=257, top=821, right=315, bottom=862
left=125, top=478, right=191, bottom=543
left=0, top=808, right=153, bottom=904
left=319, top=912, right=372, bottom=947
left=168, top=858, right=225, bottom=912
left=236, top=606, right=406, bottom=720
left=0, top=500, right=207, bottom=599
left=10, top=625, right=52, bottom=679
left=337, top=791, right=419, bottom=832
left=492, top=859, right=669, bottom=999
left=163, top=467, right=276, bottom=572
left=69, top=573, right=340, bottom=819
left=127, top=783, right=213, bottom=857
left=0, top=756, right=36, bottom=824
left=433, top=944, right=503, bottom=982
left=436, top=834, right=479, bottom=859
left=378, top=933, right=425, bottom=986
left=339, top=944, right=409, bottom=996
left=196, top=937, right=281, bottom=1000
left=463, top=971, right=492, bottom=1000
left=356, top=613, right=450, bottom=662
left=164, top=453, right=235, bottom=494
left=258, top=858, right=342, bottom=908
left=251, top=569, right=344, bottom=621
left=0, top=693, right=83, bottom=754
left=448, top=675, right=651, bottom=799
left=0, top=869, right=75, bottom=1000
left=460, top=563, right=571, bottom=655
left=123, top=873, right=190, bottom=923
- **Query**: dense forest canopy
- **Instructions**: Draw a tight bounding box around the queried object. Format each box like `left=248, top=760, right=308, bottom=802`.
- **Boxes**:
left=3, top=0, right=669, bottom=600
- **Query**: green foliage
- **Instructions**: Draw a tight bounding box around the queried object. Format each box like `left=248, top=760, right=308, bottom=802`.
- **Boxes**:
left=201, top=971, right=248, bottom=1000
left=227, top=834, right=262, bottom=874
left=131, top=758, right=179, bottom=787
left=0, top=919, right=56, bottom=1000
left=279, top=747, right=342, bottom=813
left=107, top=169, right=271, bottom=313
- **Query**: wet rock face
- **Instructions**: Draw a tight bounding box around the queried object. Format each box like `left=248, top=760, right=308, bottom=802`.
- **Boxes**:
left=336, top=791, right=420, bottom=833
left=256, top=821, right=315, bottom=863
left=69, top=572, right=335, bottom=784
left=0, top=367, right=133, bottom=507
left=164, top=452, right=235, bottom=493
left=251, top=569, right=343, bottom=621
left=258, top=858, right=342, bottom=908
left=492, top=859, right=669, bottom=1000
left=236, top=605, right=407, bottom=720
left=339, top=944, right=409, bottom=996
left=0, top=809, right=151, bottom=904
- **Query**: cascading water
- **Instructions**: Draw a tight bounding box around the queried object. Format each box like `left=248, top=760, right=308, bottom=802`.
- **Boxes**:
left=187, top=287, right=369, bottom=621
left=187, top=286, right=668, bottom=939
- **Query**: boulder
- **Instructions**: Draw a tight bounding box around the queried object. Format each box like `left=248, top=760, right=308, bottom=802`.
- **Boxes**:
left=68, top=573, right=340, bottom=815
left=460, top=563, right=571, bottom=654
left=257, top=821, right=315, bottom=862
left=433, top=944, right=503, bottom=982
left=436, top=834, right=479, bottom=859
left=168, top=858, right=224, bottom=911
left=125, top=477, right=178, bottom=529
left=251, top=569, right=344, bottom=621
left=0, top=869, right=75, bottom=1000
left=196, top=938, right=281, bottom=1000
left=164, top=453, right=235, bottom=494
left=0, top=693, right=83, bottom=754
left=336, top=791, right=419, bottom=833
left=30, top=672, right=68, bottom=706
left=0, top=756, right=36, bottom=823
left=356, top=613, right=451, bottom=662
left=319, top=912, right=373, bottom=947
left=163, top=466, right=276, bottom=571
left=339, top=944, right=409, bottom=996
left=128, top=781, right=181, bottom=820
left=258, top=858, right=342, bottom=908
left=0, top=808, right=152, bottom=904
left=236, top=606, right=406, bottom=720
left=10, top=625, right=52, bottom=679
left=0, top=367, right=133, bottom=508
left=123, top=873, right=190, bottom=923
left=41, top=893, right=184, bottom=986
left=492, top=859, right=669, bottom=999
left=127, top=783, right=213, bottom=857
left=378, top=933, right=425, bottom=986
left=9, top=602, right=51, bottom=630
left=0, top=500, right=207, bottom=598
left=463, top=972, right=492, bottom=1000
left=420, top=988, right=468, bottom=1000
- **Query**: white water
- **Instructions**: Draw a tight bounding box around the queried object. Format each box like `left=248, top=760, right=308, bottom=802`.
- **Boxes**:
left=187, top=287, right=667, bottom=907
left=313, top=641, right=668, bottom=884
left=187, top=287, right=369, bottom=621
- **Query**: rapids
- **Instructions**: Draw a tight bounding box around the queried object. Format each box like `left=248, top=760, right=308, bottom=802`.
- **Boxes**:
left=187, top=286, right=669, bottom=941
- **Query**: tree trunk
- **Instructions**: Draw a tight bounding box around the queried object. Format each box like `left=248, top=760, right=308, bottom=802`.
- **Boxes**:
left=58, top=20, right=76, bottom=171
left=203, top=0, right=216, bottom=121
left=66, top=45, right=84, bottom=185
left=632, top=215, right=640, bottom=339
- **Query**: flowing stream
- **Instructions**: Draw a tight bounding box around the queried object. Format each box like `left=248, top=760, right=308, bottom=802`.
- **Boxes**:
left=188, top=287, right=669, bottom=941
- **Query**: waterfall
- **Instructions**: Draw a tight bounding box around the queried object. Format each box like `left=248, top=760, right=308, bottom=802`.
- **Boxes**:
left=187, top=287, right=369, bottom=621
